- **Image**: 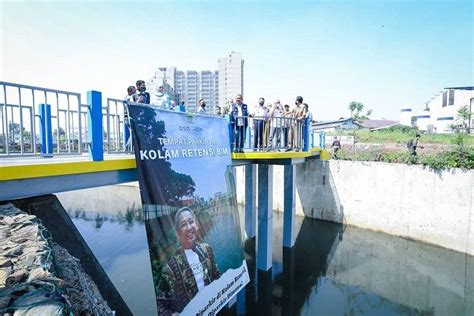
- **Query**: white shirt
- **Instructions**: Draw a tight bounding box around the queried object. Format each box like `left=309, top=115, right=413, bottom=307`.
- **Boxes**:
left=236, top=104, right=244, bottom=126
left=184, top=248, right=205, bottom=290
left=254, top=105, right=266, bottom=119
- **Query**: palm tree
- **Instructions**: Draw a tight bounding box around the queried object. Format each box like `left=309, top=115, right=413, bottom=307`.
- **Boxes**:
left=457, top=105, right=472, bottom=133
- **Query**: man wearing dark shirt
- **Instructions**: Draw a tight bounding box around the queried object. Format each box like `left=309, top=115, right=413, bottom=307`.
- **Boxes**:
left=408, top=134, right=423, bottom=156
left=135, top=80, right=150, bottom=104
left=331, top=137, right=341, bottom=158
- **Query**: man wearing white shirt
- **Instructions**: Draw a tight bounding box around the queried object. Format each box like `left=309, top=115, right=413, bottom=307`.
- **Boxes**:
left=253, top=97, right=266, bottom=151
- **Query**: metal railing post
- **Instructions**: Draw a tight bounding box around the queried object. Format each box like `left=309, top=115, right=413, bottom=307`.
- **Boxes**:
left=39, top=103, right=53, bottom=157
left=245, top=123, right=251, bottom=149
left=225, top=114, right=233, bottom=152
left=87, top=90, right=103, bottom=161
left=303, top=117, right=310, bottom=151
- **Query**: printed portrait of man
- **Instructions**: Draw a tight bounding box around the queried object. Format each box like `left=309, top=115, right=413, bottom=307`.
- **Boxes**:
left=156, top=207, right=221, bottom=315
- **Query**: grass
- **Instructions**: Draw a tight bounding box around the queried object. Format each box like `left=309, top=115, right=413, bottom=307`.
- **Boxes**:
left=328, top=127, right=474, bottom=170
left=326, top=126, right=474, bottom=147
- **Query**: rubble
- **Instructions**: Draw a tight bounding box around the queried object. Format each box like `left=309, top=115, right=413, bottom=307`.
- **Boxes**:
left=0, top=203, right=113, bottom=315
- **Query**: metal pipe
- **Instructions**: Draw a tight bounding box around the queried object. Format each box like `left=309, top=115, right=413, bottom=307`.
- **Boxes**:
left=56, top=92, right=60, bottom=153
left=106, top=99, right=110, bottom=153
left=18, top=87, right=24, bottom=154
left=78, top=96, right=82, bottom=153
left=67, top=94, right=71, bottom=153
left=115, top=101, right=119, bottom=152
left=31, top=89, right=36, bottom=154
left=44, top=90, right=50, bottom=155
left=3, top=85, right=9, bottom=154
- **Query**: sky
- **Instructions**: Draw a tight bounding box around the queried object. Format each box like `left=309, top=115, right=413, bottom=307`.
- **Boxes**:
left=1, top=0, right=472, bottom=120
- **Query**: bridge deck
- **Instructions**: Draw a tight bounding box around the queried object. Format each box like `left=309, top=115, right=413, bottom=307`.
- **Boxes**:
left=0, top=148, right=328, bottom=200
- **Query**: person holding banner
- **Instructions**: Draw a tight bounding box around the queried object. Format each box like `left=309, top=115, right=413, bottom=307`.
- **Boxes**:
left=157, top=207, right=220, bottom=315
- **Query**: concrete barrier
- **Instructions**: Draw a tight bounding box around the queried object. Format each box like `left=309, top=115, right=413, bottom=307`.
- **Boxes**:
left=235, top=161, right=474, bottom=255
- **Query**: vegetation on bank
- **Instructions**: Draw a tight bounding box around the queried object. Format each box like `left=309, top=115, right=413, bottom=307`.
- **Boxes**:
left=327, top=125, right=474, bottom=146
left=330, top=128, right=474, bottom=170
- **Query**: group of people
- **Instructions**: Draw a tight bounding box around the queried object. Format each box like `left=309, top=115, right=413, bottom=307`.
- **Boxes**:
left=125, top=80, right=176, bottom=109
left=229, top=95, right=313, bottom=153
left=124, top=83, right=314, bottom=153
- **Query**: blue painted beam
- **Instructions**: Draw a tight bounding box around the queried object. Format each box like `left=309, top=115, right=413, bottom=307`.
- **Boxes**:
left=39, top=103, right=53, bottom=157
left=245, top=164, right=257, bottom=238
left=0, top=169, right=137, bottom=201
left=283, top=165, right=296, bottom=247
left=87, top=90, right=103, bottom=161
left=257, top=164, right=273, bottom=271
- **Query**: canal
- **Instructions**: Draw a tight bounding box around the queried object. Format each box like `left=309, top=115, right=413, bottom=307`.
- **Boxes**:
left=57, top=186, right=473, bottom=315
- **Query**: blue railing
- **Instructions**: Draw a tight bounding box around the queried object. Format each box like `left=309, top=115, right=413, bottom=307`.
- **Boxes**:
left=0, top=82, right=322, bottom=161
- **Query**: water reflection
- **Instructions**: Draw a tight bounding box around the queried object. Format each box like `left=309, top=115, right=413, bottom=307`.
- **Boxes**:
left=57, top=186, right=473, bottom=316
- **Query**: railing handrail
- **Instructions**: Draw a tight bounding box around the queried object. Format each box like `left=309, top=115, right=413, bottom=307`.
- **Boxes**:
left=1, top=82, right=320, bottom=159
left=0, top=81, right=82, bottom=96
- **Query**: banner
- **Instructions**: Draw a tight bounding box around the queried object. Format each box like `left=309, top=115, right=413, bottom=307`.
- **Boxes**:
left=128, top=104, right=250, bottom=315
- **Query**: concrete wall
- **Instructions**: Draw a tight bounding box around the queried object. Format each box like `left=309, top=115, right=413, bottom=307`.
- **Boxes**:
left=235, top=160, right=474, bottom=255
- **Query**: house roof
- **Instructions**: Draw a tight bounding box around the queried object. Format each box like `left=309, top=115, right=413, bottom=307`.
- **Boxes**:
left=357, top=119, right=400, bottom=130
left=443, top=86, right=474, bottom=91
left=312, top=118, right=357, bottom=130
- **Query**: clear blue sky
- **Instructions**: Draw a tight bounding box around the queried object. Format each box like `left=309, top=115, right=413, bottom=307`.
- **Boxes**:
left=1, top=0, right=472, bottom=120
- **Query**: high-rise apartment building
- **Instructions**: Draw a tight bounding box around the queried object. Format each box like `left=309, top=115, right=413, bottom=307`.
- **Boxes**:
left=218, top=52, right=244, bottom=108
left=186, top=71, right=199, bottom=112
left=147, top=52, right=243, bottom=112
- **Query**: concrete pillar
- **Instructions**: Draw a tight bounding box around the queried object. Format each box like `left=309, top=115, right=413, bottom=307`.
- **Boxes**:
left=257, top=164, right=273, bottom=271
left=282, top=247, right=296, bottom=316
left=245, top=164, right=257, bottom=238
left=283, top=165, right=296, bottom=247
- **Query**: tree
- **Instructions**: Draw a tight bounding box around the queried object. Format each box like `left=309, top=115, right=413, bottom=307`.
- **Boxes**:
left=457, top=105, right=472, bottom=133
left=348, top=101, right=372, bottom=120
left=130, top=104, right=196, bottom=205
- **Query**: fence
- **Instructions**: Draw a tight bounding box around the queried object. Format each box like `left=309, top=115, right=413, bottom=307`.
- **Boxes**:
left=0, top=81, right=87, bottom=156
left=0, top=82, right=132, bottom=158
left=229, top=115, right=311, bottom=152
left=0, top=81, right=322, bottom=160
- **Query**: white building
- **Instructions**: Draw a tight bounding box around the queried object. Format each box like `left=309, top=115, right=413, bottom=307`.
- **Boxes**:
left=200, top=70, right=219, bottom=113
left=399, top=106, right=413, bottom=126
left=218, top=51, right=244, bottom=108
left=400, top=86, right=474, bottom=133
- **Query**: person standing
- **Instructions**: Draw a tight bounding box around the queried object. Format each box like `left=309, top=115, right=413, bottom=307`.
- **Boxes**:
left=282, top=104, right=291, bottom=149
left=135, top=80, right=150, bottom=104
left=152, top=85, right=172, bottom=109
left=253, top=98, right=266, bottom=151
left=123, top=86, right=136, bottom=151
left=231, top=94, right=248, bottom=153
left=407, top=134, right=423, bottom=157
left=331, top=136, right=342, bottom=159
left=197, top=99, right=207, bottom=114
left=294, top=96, right=306, bottom=151
left=269, top=100, right=284, bottom=151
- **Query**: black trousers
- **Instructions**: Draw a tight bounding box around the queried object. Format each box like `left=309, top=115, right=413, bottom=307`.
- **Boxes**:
left=253, top=120, right=264, bottom=149
left=235, top=125, right=245, bottom=151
